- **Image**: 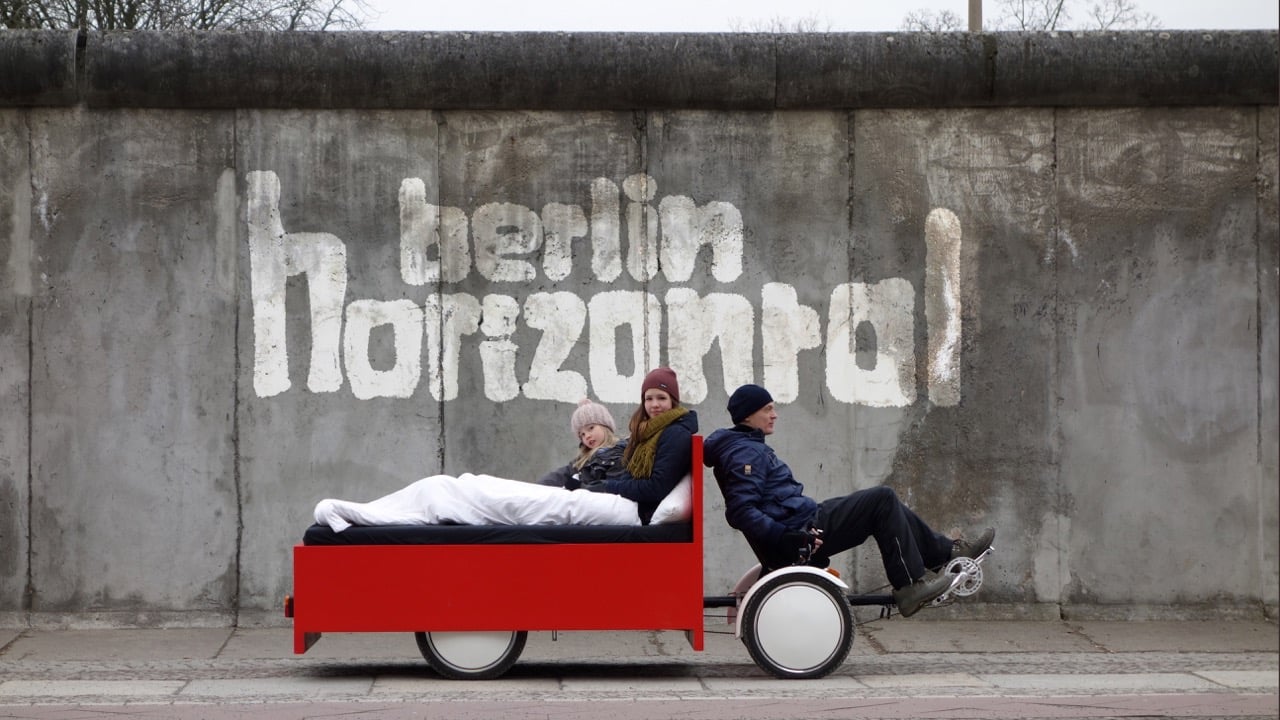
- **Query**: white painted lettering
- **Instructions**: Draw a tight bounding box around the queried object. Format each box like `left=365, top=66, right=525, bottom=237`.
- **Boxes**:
left=826, top=279, right=917, bottom=408
left=478, top=294, right=522, bottom=402
left=665, top=289, right=755, bottom=404
left=588, top=291, right=661, bottom=403
left=344, top=299, right=423, bottom=399
left=589, top=178, right=623, bottom=282
left=399, top=178, right=469, bottom=284
left=658, top=196, right=744, bottom=283
left=423, top=293, right=481, bottom=401
left=925, top=207, right=962, bottom=406
left=473, top=203, right=541, bottom=283
left=623, top=174, right=660, bottom=281
left=523, top=292, right=589, bottom=402
left=761, top=282, right=821, bottom=403
left=540, top=202, right=588, bottom=282
left=246, top=171, right=347, bottom=397
left=246, top=170, right=966, bottom=409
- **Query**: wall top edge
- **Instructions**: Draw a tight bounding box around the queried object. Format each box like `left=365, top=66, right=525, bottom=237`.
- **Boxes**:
left=1, top=29, right=1276, bottom=109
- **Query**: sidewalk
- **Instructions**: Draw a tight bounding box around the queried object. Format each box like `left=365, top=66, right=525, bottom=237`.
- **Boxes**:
left=0, top=619, right=1276, bottom=715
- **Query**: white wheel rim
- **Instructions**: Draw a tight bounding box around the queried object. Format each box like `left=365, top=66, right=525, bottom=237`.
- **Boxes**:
left=426, top=631, right=516, bottom=672
left=753, top=583, right=846, bottom=672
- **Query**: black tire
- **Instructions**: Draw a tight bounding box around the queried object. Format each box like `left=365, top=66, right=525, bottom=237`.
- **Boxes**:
left=414, top=630, right=527, bottom=680
left=740, top=573, right=853, bottom=679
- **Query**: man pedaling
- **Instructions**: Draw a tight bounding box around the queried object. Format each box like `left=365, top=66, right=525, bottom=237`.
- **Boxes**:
left=703, top=384, right=995, bottom=618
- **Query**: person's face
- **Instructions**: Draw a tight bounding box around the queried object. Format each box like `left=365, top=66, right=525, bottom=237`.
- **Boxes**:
left=578, top=423, right=610, bottom=450
left=644, top=388, right=674, bottom=418
left=742, top=402, right=778, bottom=435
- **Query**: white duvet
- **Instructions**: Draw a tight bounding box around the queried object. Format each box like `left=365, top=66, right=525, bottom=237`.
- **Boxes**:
left=313, top=473, right=642, bottom=532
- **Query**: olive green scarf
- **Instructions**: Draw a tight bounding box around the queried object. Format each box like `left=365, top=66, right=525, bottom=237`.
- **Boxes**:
left=625, top=406, right=690, bottom=479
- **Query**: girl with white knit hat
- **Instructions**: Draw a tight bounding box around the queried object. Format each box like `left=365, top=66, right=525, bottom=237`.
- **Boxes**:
left=537, top=398, right=620, bottom=488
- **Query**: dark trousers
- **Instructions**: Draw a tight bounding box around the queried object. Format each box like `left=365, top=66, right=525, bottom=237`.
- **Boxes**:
left=811, top=485, right=953, bottom=589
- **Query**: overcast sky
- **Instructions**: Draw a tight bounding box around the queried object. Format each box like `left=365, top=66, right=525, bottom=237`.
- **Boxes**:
left=362, top=0, right=1278, bottom=32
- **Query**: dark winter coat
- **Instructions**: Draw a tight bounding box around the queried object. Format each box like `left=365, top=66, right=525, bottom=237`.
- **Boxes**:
left=600, top=410, right=698, bottom=524
left=703, top=425, right=818, bottom=548
left=536, top=442, right=627, bottom=489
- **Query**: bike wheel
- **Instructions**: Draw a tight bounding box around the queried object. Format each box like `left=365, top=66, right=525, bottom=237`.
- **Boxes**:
left=740, top=573, right=853, bottom=679
left=414, top=630, right=527, bottom=680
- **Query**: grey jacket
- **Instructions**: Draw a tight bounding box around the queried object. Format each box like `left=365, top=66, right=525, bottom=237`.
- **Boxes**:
left=536, top=442, right=627, bottom=489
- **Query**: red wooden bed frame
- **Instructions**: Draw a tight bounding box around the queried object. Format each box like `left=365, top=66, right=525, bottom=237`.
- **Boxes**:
left=287, top=435, right=706, bottom=654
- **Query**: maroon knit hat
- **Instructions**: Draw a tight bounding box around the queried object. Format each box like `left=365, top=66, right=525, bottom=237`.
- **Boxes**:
left=640, top=367, right=680, bottom=404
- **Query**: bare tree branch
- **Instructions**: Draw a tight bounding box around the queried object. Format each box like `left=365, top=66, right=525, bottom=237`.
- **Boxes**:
left=1, top=0, right=366, bottom=29
left=899, top=0, right=1161, bottom=32
left=900, top=9, right=964, bottom=31
left=1087, top=0, right=1161, bottom=29
left=728, top=13, right=832, bottom=33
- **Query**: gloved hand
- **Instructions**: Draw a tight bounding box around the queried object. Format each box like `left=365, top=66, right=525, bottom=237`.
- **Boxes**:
left=563, top=473, right=581, bottom=491
left=780, top=530, right=816, bottom=563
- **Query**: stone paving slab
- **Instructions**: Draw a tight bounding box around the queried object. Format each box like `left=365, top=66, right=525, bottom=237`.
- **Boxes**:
left=372, top=675, right=562, bottom=694
left=701, top=675, right=868, bottom=692
left=0, top=680, right=184, bottom=697
left=2, top=694, right=1274, bottom=720
left=1071, top=620, right=1280, bottom=652
left=0, top=620, right=1274, bottom=711
left=180, top=677, right=373, bottom=698
left=861, top=620, right=1100, bottom=653
left=1195, top=670, right=1280, bottom=688
left=858, top=672, right=991, bottom=688
left=0, top=628, right=234, bottom=662
left=222, top=628, right=421, bottom=660
left=559, top=676, right=706, bottom=693
left=4, top=620, right=1276, bottom=664
left=523, top=629, right=725, bottom=659
left=982, top=672, right=1222, bottom=691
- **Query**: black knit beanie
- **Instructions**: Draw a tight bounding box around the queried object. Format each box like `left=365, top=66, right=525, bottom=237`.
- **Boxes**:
left=727, top=384, right=773, bottom=425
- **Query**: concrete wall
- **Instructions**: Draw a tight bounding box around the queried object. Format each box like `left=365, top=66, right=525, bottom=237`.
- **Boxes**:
left=1, top=30, right=1276, bottom=626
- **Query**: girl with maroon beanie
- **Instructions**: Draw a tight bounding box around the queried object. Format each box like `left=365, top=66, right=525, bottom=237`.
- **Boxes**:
left=581, top=367, right=699, bottom=525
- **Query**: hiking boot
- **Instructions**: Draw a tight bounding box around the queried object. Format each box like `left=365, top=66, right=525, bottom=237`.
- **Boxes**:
left=892, top=573, right=953, bottom=618
left=951, top=527, right=995, bottom=561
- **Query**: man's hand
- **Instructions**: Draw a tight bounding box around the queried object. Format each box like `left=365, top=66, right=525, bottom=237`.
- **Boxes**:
left=781, top=528, right=822, bottom=564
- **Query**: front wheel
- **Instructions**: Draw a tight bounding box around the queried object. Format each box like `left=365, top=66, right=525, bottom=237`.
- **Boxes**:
left=414, top=630, right=527, bottom=680
left=741, top=573, right=853, bottom=679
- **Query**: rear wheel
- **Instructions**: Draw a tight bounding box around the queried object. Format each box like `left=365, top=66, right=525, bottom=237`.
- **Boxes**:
left=741, top=573, right=853, bottom=679
left=414, top=630, right=527, bottom=680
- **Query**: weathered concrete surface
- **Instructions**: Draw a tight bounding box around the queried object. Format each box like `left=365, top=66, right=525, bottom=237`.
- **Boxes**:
left=778, top=31, right=1280, bottom=107
left=0, top=31, right=1276, bottom=625
left=1056, top=107, right=1266, bottom=609
left=0, top=31, right=77, bottom=107
left=0, top=31, right=1276, bottom=110
left=84, top=32, right=780, bottom=110
left=1259, top=108, right=1280, bottom=612
left=24, top=108, right=240, bottom=621
left=841, top=106, right=1064, bottom=610
left=234, top=109, right=447, bottom=608
left=0, top=111, right=31, bottom=618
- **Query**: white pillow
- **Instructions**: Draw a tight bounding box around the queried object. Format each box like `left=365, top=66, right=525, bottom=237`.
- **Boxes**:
left=650, top=473, right=693, bottom=525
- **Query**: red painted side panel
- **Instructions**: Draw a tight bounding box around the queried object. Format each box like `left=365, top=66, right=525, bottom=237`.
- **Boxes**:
left=291, top=435, right=706, bottom=654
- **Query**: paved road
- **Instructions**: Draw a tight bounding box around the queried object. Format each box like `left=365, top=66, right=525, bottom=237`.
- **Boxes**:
left=0, top=619, right=1276, bottom=718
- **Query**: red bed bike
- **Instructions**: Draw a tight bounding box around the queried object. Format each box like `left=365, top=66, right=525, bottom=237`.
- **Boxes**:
left=285, top=435, right=991, bottom=679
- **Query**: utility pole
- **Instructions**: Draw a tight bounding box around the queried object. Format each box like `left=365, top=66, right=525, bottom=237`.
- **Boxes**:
left=969, top=0, right=983, bottom=31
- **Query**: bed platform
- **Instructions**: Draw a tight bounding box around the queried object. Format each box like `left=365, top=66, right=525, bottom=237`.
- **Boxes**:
left=287, top=436, right=705, bottom=657
left=302, top=521, right=691, bottom=545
